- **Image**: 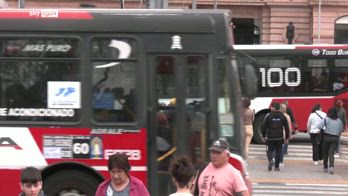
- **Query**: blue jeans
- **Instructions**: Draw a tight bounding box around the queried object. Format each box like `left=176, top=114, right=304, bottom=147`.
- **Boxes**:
left=272, top=143, right=287, bottom=163
left=283, top=143, right=288, bottom=154
left=279, top=144, right=286, bottom=163
left=267, top=140, right=283, bottom=168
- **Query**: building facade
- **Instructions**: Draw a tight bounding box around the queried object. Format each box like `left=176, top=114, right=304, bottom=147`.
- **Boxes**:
left=3, top=0, right=348, bottom=44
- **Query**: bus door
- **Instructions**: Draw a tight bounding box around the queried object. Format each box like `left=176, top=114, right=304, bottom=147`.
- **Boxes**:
left=147, top=54, right=209, bottom=195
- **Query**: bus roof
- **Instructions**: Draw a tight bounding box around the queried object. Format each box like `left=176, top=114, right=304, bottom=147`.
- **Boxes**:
left=233, top=44, right=348, bottom=50
left=0, top=9, right=230, bottom=33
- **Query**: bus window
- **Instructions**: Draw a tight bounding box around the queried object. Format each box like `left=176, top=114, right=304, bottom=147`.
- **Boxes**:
left=307, top=59, right=329, bottom=92
left=92, top=38, right=137, bottom=122
left=217, top=59, right=237, bottom=151
left=91, top=38, right=138, bottom=59
left=0, top=38, right=80, bottom=122
left=269, top=58, right=291, bottom=68
left=92, top=61, right=136, bottom=122
left=255, top=57, right=268, bottom=66
left=185, top=56, right=208, bottom=167
left=333, top=59, right=348, bottom=91
left=156, top=56, right=175, bottom=172
left=256, top=57, right=302, bottom=94
left=268, top=58, right=291, bottom=92
left=157, top=56, right=175, bottom=97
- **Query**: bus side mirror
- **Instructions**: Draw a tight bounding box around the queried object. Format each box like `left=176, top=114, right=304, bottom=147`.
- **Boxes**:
left=241, top=64, right=258, bottom=98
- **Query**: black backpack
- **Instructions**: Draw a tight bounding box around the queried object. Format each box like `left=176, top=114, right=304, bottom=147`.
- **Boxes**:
left=270, top=117, right=283, bottom=130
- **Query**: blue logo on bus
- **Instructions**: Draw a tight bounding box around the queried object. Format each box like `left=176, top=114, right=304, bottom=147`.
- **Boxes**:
left=56, top=87, right=76, bottom=97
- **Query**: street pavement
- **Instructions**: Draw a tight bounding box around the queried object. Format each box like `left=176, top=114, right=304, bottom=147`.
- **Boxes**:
left=252, top=182, right=348, bottom=195
left=248, top=145, right=348, bottom=183
left=248, top=131, right=348, bottom=195
left=340, top=131, right=348, bottom=145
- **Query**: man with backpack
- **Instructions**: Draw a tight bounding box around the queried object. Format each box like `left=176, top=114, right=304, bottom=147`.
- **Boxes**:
left=261, top=102, right=290, bottom=171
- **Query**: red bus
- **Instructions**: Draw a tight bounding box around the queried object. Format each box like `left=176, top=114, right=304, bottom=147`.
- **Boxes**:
left=235, top=44, right=348, bottom=143
left=0, top=9, right=255, bottom=195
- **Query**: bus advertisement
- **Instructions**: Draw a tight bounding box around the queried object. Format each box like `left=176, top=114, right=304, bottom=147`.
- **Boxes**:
left=235, top=44, right=348, bottom=143
left=0, top=9, right=255, bottom=195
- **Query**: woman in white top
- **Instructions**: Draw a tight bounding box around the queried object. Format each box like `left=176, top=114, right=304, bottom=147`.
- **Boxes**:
left=169, top=156, right=194, bottom=196
left=307, top=104, right=326, bottom=165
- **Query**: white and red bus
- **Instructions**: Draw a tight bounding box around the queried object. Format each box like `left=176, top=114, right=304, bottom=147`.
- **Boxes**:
left=235, top=44, right=348, bottom=143
left=0, top=9, right=255, bottom=195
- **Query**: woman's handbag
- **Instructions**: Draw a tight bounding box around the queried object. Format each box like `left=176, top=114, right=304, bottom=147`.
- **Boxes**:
left=314, top=112, right=325, bottom=145
left=316, top=121, right=326, bottom=145
left=316, top=127, right=324, bottom=145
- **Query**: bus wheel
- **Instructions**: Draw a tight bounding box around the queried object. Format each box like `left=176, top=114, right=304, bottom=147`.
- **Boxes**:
left=253, top=114, right=267, bottom=144
left=43, top=170, right=100, bottom=196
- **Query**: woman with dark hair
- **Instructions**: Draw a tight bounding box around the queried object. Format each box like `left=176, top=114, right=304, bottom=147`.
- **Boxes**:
left=169, top=156, right=194, bottom=196
left=242, top=97, right=254, bottom=160
left=95, top=153, right=150, bottom=196
left=318, top=107, right=344, bottom=174
left=307, top=104, right=326, bottom=165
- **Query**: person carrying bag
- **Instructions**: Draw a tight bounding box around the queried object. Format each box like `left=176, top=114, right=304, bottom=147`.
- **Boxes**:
left=316, top=116, right=325, bottom=145
left=307, top=104, right=326, bottom=166
left=319, top=107, right=344, bottom=174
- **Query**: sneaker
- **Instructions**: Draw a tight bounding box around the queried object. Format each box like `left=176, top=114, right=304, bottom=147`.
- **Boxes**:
left=313, top=161, right=318, bottom=166
left=279, top=163, right=285, bottom=167
left=274, top=167, right=280, bottom=171
left=323, top=168, right=328, bottom=173
left=318, top=160, right=322, bottom=165
left=329, top=167, right=334, bottom=174
left=268, top=161, right=274, bottom=171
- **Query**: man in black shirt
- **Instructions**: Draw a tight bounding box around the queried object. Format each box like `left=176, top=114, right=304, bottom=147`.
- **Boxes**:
left=261, top=102, right=290, bottom=171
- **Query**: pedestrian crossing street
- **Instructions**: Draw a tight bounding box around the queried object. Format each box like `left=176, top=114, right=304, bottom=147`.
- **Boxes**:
left=249, top=144, right=348, bottom=162
left=252, top=182, right=348, bottom=195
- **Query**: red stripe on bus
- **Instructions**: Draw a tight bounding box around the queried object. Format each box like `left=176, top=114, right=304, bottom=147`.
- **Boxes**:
left=0, top=10, right=93, bottom=20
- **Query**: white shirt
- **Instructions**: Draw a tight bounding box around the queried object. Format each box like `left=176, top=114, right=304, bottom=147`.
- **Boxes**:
left=169, top=193, right=193, bottom=196
left=307, top=110, right=326, bottom=134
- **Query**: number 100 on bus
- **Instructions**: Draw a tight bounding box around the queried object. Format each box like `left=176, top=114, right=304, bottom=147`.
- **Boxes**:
left=259, top=67, right=301, bottom=87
